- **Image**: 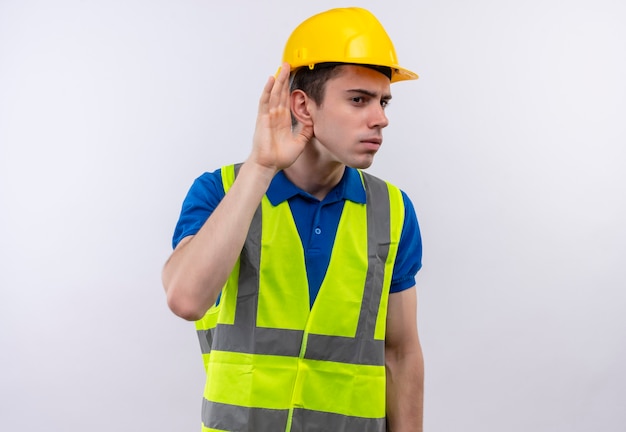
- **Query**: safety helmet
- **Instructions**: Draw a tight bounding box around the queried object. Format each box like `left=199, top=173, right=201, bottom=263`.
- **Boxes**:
left=282, top=7, right=418, bottom=83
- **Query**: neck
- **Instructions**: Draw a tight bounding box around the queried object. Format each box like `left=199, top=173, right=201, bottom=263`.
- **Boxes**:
left=283, top=142, right=346, bottom=200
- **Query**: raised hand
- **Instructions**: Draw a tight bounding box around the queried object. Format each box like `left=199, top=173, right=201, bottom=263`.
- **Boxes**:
left=249, top=62, right=314, bottom=172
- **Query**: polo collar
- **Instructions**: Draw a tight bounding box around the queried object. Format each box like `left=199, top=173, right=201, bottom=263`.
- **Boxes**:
left=266, top=167, right=367, bottom=206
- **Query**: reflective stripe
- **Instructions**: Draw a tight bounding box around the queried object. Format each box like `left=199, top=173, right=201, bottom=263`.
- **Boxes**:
left=211, top=325, right=384, bottom=364
left=202, top=399, right=289, bottom=432
left=237, top=207, right=261, bottom=323
left=304, top=334, right=384, bottom=365
left=374, top=183, right=404, bottom=340
left=212, top=325, right=303, bottom=357
left=202, top=400, right=386, bottom=432
left=197, top=329, right=213, bottom=354
left=196, top=292, right=222, bottom=372
left=359, top=171, right=391, bottom=343
left=291, top=408, right=386, bottom=432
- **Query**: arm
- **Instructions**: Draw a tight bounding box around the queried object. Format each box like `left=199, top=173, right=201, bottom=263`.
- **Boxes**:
left=162, top=162, right=274, bottom=320
left=161, top=63, right=313, bottom=321
left=385, top=286, right=424, bottom=432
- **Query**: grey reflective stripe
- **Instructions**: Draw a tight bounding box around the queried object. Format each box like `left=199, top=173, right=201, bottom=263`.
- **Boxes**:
left=291, top=408, right=386, bottom=432
left=237, top=205, right=262, bottom=323
left=202, top=399, right=289, bottom=432
left=359, top=172, right=391, bottom=346
left=202, top=400, right=385, bottom=432
left=212, top=325, right=303, bottom=357
left=197, top=329, right=213, bottom=354
left=304, top=334, right=385, bottom=365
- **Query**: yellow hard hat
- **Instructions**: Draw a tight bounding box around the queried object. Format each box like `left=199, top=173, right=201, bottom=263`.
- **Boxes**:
left=282, top=7, right=418, bottom=83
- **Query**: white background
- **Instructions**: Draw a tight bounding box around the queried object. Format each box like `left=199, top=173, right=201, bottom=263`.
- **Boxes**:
left=1, top=0, right=625, bottom=431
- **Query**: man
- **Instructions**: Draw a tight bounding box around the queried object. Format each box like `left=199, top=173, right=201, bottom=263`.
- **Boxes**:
left=162, top=7, right=424, bottom=432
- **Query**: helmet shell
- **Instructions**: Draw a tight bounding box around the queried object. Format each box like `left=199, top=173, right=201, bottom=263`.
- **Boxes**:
left=282, top=7, right=418, bottom=83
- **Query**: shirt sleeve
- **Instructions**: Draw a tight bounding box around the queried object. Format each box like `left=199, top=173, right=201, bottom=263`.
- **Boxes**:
left=172, top=168, right=225, bottom=249
left=389, top=190, right=423, bottom=293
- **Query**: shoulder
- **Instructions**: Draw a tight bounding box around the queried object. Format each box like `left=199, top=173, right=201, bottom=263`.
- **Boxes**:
left=359, top=170, right=402, bottom=199
left=189, top=168, right=224, bottom=195
left=171, top=167, right=226, bottom=249
left=359, top=170, right=406, bottom=199
left=359, top=170, right=417, bottom=220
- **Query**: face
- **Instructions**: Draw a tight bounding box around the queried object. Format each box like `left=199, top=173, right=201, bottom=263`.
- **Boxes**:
left=307, top=65, right=392, bottom=169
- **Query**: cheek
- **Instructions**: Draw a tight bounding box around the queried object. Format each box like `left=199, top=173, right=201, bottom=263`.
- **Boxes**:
left=315, top=108, right=351, bottom=133
left=314, top=118, right=348, bottom=147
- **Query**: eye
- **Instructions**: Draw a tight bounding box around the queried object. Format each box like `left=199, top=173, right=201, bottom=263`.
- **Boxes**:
left=381, top=99, right=390, bottom=109
left=351, top=96, right=365, bottom=104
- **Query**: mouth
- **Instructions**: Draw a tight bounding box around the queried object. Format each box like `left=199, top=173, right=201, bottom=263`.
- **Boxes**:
left=360, top=137, right=383, bottom=151
left=364, top=137, right=382, bottom=144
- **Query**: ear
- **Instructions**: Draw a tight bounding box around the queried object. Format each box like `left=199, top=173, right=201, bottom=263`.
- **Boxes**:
left=290, top=89, right=313, bottom=126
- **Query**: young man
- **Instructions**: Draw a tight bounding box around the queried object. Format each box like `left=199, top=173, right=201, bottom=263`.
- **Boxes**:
left=162, top=7, right=424, bottom=432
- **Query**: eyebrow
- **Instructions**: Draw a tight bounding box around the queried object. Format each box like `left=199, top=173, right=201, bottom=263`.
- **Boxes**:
left=346, top=88, right=393, bottom=101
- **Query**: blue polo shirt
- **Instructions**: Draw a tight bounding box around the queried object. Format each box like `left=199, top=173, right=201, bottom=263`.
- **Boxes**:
left=173, top=166, right=422, bottom=307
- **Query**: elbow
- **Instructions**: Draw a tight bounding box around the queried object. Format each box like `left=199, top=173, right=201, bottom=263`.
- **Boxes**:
left=162, top=271, right=208, bottom=321
left=162, top=258, right=215, bottom=321
left=166, top=288, right=206, bottom=321
left=385, top=339, right=424, bottom=370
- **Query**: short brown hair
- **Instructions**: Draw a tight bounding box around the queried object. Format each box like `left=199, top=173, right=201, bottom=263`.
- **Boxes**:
left=290, top=64, right=342, bottom=105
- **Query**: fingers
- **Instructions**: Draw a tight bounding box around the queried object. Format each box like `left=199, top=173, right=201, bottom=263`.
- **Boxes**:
left=258, top=75, right=275, bottom=114
left=268, top=62, right=290, bottom=112
left=271, top=62, right=290, bottom=89
left=258, top=62, right=291, bottom=115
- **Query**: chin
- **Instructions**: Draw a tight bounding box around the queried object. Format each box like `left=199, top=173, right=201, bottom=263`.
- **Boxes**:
left=348, top=155, right=376, bottom=170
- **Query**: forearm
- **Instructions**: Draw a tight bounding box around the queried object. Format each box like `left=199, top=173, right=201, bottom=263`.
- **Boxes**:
left=386, top=345, right=424, bottom=432
left=162, top=161, right=275, bottom=320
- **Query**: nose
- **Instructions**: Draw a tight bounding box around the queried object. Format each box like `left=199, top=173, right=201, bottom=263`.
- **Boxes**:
left=369, top=104, right=389, bottom=129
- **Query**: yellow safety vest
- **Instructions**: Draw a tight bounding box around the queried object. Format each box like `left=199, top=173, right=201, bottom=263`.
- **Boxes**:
left=195, top=164, right=405, bottom=432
